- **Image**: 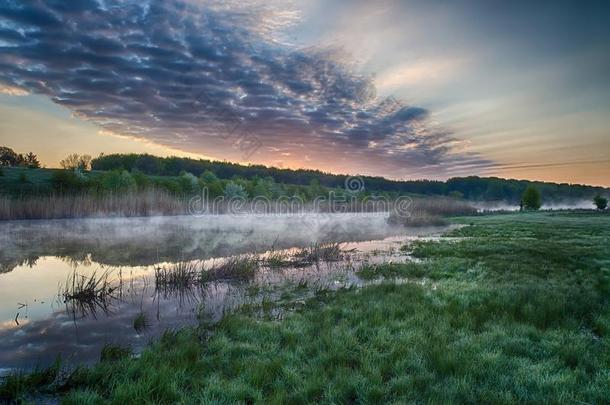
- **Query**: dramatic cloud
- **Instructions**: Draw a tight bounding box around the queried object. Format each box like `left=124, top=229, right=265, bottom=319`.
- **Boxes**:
left=0, top=0, right=492, bottom=177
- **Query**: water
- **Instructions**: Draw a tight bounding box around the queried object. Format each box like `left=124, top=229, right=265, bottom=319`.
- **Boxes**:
left=0, top=213, right=449, bottom=374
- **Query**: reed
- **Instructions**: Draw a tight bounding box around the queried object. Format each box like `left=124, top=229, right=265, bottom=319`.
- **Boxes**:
left=388, top=197, right=477, bottom=227
left=154, top=262, right=200, bottom=290
left=294, top=242, right=343, bottom=264
left=60, top=270, right=118, bottom=316
left=0, top=190, right=187, bottom=220
left=265, top=250, right=292, bottom=268
left=154, top=256, right=259, bottom=290
left=133, top=312, right=148, bottom=333
left=200, top=255, right=259, bottom=283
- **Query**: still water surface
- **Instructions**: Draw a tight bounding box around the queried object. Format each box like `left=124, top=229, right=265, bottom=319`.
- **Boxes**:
left=0, top=214, right=449, bottom=374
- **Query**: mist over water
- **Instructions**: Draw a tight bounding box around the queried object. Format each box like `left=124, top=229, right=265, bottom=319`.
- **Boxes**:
left=0, top=213, right=399, bottom=272
left=0, top=213, right=450, bottom=374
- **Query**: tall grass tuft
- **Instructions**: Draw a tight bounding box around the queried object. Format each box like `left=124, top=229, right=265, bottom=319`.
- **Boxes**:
left=154, top=256, right=260, bottom=290
left=200, top=255, right=259, bottom=283
left=294, top=242, right=343, bottom=264
left=60, top=270, right=117, bottom=316
left=154, top=262, right=200, bottom=290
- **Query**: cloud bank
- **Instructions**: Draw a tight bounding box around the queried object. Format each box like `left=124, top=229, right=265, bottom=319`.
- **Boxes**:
left=0, top=0, right=493, bottom=178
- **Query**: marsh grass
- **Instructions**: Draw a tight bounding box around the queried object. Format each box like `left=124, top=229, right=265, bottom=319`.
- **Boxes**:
left=60, top=270, right=118, bottom=316
left=154, top=262, right=200, bottom=291
left=0, top=190, right=187, bottom=220
left=388, top=197, right=477, bottom=227
left=264, top=243, right=343, bottom=269
left=154, top=255, right=259, bottom=292
left=0, top=359, right=61, bottom=402
left=100, top=344, right=132, bottom=362
left=5, top=212, right=610, bottom=403
left=200, top=255, right=259, bottom=283
left=265, top=250, right=292, bottom=268
left=294, top=242, right=343, bottom=264
left=133, top=312, right=148, bottom=333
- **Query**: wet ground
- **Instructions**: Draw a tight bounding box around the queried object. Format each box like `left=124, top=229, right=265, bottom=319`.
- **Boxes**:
left=0, top=213, right=450, bottom=374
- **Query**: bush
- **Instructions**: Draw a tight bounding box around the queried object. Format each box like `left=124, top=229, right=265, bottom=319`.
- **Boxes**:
left=99, top=170, right=136, bottom=192
left=52, top=170, right=86, bottom=192
left=199, top=170, right=219, bottom=184
left=154, top=178, right=182, bottom=195
left=224, top=181, right=248, bottom=199
left=178, top=172, right=199, bottom=194
left=131, top=169, right=151, bottom=190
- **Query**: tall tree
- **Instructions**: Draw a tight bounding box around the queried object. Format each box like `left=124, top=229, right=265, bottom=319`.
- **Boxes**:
left=0, top=146, right=19, bottom=166
left=23, top=152, right=41, bottom=168
left=593, top=195, right=608, bottom=210
left=522, top=186, right=542, bottom=210
left=60, top=154, right=92, bottom=170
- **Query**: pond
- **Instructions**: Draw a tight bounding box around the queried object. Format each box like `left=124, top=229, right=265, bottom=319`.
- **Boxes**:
left=0, top=213, right=449, bottom=375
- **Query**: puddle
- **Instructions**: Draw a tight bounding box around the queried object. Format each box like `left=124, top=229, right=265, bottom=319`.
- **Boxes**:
left=0, top=213, right=450, bottom=374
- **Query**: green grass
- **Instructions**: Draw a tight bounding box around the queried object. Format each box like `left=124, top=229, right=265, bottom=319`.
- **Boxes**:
left=0, top=167, right=59, bottom=195
left=3, top=211, right=610, bottom=403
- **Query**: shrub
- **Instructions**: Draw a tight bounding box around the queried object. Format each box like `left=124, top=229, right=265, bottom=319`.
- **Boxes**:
left=178, top=171, right=199, bottom=194
left=152, top=178, right=180, bottom=195
left=131, top=169, right=151, bottom=190
left=224, top=181, right=248, bottom=199
left=199, top=170, right=219, bottom=184
left=100, top=170, right=136, bottom=192
left=52, top=170, right=86, bottom=192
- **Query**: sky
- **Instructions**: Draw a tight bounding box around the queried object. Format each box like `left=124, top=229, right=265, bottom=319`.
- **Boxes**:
left=0, top=0, right=609, bottom=186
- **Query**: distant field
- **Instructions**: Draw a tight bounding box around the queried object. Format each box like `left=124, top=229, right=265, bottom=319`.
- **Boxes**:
left=3, top=211, right=609, bottom=403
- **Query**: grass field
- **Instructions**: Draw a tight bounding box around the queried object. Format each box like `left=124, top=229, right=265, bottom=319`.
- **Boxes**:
left=0, top=167, right=60, bottom=195
left=2, top=211, right=609, bottom=403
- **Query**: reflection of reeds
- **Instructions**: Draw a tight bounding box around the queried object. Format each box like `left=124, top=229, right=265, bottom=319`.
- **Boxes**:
left=133, top=312, right=148, bottom=333
left=154, top=262, right=200, bottom=290
left=154, top=255, right=259, bottom=292
left=60, top=270, right=118, bottom=317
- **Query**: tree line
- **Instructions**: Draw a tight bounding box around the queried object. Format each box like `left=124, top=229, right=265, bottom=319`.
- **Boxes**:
left=0, top=146, right=40, bottom=168
left=2, top=148, right=608, bottom=205
left=91, top=153, right=608, bottom=203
